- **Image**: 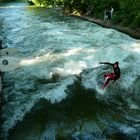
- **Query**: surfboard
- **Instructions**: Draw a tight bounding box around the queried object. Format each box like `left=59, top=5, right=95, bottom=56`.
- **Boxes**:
left=0, top=56, right=20, bottom=72
left=0, top=47, right=20, bottom=56
left=96, top=75, right=106, bottom=95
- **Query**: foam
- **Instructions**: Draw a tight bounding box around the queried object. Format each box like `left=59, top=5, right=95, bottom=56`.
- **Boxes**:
left=2, top=76, right=76, bottom=138
left=2, top=5, right=140, bottom=139
left=37, top=76, right=76, bottom=103
left=2, top=94, right=36, bottom=137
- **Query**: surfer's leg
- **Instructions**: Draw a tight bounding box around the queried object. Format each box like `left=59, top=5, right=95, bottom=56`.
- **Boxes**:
left=104, top=73, right=111, bottom=79
left=103, top=78, right=111, bottom=88
left=103, top=73, right=116, bottom=88
left=104, top=74, right=110, bottom=83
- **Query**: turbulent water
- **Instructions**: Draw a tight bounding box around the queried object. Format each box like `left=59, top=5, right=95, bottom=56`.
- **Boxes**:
left=0, top=2, right=140, bottom=140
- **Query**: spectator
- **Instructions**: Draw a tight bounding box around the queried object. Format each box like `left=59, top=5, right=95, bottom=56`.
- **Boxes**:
left=106, top=9, right=111, bottom=20
left=104, top=9, right=108, bottom=21
left=110, top=7, right=114, bottom=18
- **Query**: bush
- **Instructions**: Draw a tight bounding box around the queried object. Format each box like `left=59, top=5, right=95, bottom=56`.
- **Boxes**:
left=31, top=0, right=140, bottom=28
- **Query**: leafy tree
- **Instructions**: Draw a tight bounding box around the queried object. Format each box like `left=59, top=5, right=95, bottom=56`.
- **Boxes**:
left=28, top=0, right=140, bottom=28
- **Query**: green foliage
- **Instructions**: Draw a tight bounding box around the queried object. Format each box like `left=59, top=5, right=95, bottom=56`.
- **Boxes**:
left=62, top=0, right=140, bottom=28
left=118, top=0, right=140, bottom=27
left=30, top=0, right=140, bottom=28
left=31, top=0, right=64, bottom=7
left=63, top=0, right=120, bottom=17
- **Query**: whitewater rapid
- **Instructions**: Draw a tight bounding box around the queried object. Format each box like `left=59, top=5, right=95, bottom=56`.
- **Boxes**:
left=1, top=2, right=140, bottom=140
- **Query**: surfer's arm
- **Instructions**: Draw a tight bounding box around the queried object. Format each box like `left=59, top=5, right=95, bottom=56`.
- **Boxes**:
left=99, top=62, right=113, bottom=66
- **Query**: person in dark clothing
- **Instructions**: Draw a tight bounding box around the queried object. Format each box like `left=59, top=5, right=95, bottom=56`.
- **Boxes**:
left=99, top=61, right=121, bottom=89
left=106, top=9, right=111, bottom=20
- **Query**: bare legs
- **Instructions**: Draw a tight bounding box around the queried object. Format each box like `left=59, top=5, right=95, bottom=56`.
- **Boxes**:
left=101, top=73, right=114, bottom=89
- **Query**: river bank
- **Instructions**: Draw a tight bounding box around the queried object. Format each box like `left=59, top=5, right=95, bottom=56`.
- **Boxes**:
left=26, top=0, right=140, bottom=39
left=65, top=13, right=140, bottom=39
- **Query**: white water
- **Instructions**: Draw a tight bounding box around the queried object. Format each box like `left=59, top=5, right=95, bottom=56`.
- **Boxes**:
left=1, top=2, right=140, bottom=139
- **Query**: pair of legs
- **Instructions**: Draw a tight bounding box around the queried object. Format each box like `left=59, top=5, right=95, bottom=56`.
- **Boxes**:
left=102, top=73, right=115, bottom=89
left=104, top=15, right=108, bottom=20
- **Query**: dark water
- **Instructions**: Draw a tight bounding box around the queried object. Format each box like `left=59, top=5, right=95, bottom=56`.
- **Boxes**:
left=0, top=2, right=140, bottom=140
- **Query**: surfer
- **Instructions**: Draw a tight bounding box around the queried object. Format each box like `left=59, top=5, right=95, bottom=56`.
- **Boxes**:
left=99, top=61, right=121, bottom=89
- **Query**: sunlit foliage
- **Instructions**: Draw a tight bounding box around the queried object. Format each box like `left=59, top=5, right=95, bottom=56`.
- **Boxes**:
left=22, top=0, right=140, bottom=28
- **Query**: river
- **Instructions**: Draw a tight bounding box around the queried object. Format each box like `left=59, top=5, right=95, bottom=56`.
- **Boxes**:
left=0, top=2, right=140, bottom=140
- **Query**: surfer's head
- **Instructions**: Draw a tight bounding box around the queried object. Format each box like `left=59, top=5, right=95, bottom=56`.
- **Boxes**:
left=114, top=61, right=119, bottom=67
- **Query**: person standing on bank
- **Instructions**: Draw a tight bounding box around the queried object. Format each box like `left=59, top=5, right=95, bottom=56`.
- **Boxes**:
left=110, top=6, right=114, bottom=18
